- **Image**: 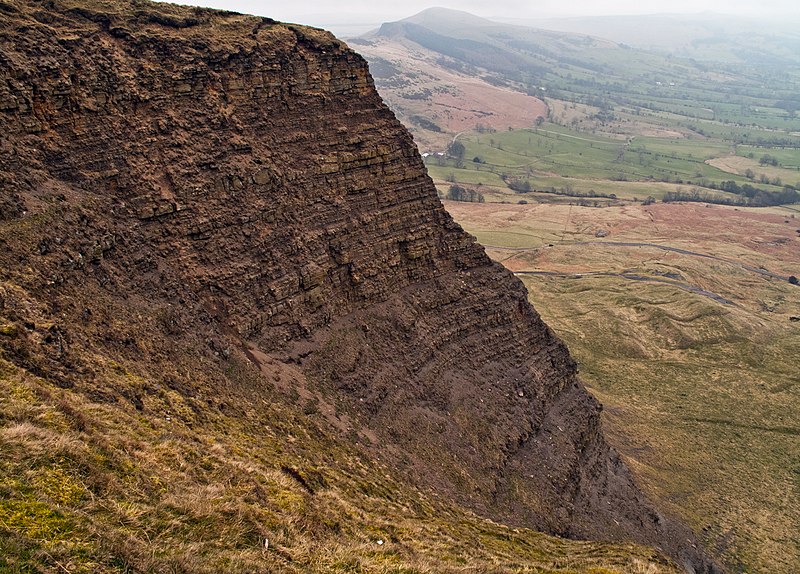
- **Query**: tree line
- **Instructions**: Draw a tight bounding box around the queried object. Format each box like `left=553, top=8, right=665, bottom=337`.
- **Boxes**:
left=663, top=183, right=800, bottom=207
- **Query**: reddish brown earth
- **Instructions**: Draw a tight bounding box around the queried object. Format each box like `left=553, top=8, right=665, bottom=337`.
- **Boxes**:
left=430, top=83, right=547, bottom=132
left=446, top=200, right=799, bottom=270
left=0, top=1, right=718, bottom=572
left=349, top=36, right=547, bottom=146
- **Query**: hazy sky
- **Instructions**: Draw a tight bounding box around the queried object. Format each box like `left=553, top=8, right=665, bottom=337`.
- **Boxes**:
left=166, top=0, right=800, bottom=22
left=162, top=0, right=800, bottom=38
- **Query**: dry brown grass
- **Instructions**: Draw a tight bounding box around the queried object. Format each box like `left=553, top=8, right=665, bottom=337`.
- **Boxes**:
left=0, top=333, right=683, bottom=574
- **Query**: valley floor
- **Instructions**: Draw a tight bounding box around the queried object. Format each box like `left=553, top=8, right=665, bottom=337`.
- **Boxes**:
left=445, top=199, right=800, bottom=574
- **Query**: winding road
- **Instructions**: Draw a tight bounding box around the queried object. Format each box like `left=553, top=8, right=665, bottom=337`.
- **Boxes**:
left=576, top=241, right=790, bottom=282
left=481, top=239, right=797, bottom=306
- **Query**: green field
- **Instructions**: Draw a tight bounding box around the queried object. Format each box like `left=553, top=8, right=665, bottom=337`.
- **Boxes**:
left=424, top=117, right=800, bottom=207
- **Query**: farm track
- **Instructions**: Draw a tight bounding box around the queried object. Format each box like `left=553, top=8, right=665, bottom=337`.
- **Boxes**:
left=577, top=241, right=790, bottom=281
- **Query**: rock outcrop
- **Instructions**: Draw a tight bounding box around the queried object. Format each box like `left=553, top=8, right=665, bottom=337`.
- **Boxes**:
left=0, top=1, right=716, bottom=572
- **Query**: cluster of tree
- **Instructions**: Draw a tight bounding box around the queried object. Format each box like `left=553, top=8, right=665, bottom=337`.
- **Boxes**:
left=743, top=169, right=783, bottom=186
left=446, top=141, right=466, bottom=168
left=504, top=178, right=531, bottom=193
left=759, top=154, right=779, bottom=166
left=502, top=176, right=619, bottom=199
left=446, top=141, right=465, bottom=158
left=749, top=136, right=800, bottom=148
left=663, top=188, right=748, bottom=206
left=474, top=124, right=497, bottom=134
left=410, top=115, right=442, bottom=133
left=663, top=184, right=800, bottom=207
left=435, top=56, right=476, bottom=75
left=399, top=88, right=432, bottom=101
left=445, top=184, right=484, bottom=203
left=574, top=199, right=608, bottom=207
left=717, top=181, right=800, bottom=205
left=547, top=187, right=617, bottom=199
left=776, top=99, right=800, bottom=117
left=366, top=57, right=400, bottom=80
left=523, top=85, right=542, bottom=97
left=481, top=74, right=510, bottom=88
left=592, top=110, right=616, bottom=123
left=685, top=124, right=800, bottom=147
left=584, top=95, right=614, bottom=110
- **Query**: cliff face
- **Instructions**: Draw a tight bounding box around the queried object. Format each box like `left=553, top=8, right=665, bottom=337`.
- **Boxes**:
left=0, top=1, right=714, bottom=572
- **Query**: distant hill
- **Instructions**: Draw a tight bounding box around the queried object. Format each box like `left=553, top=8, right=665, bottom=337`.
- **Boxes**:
left=354, top=7, right=800, bottom=149
left=524, top=13, right=800, bottom=67
left=402, top=6, right=494, bottom=31
left=350, top=12, right=551, bottom=149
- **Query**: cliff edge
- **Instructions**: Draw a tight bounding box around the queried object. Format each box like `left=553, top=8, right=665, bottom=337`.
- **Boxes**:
left=0, top=1, right=716, bottom=572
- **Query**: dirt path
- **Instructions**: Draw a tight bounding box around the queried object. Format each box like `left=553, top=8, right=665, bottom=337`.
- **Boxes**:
left=576, top=241, right=790, bottom=281
left=535, top=129, right=621, bottom=146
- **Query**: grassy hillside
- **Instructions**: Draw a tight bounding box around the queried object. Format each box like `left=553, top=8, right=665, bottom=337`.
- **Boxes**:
left=0, top=321, right=682, bottom=574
